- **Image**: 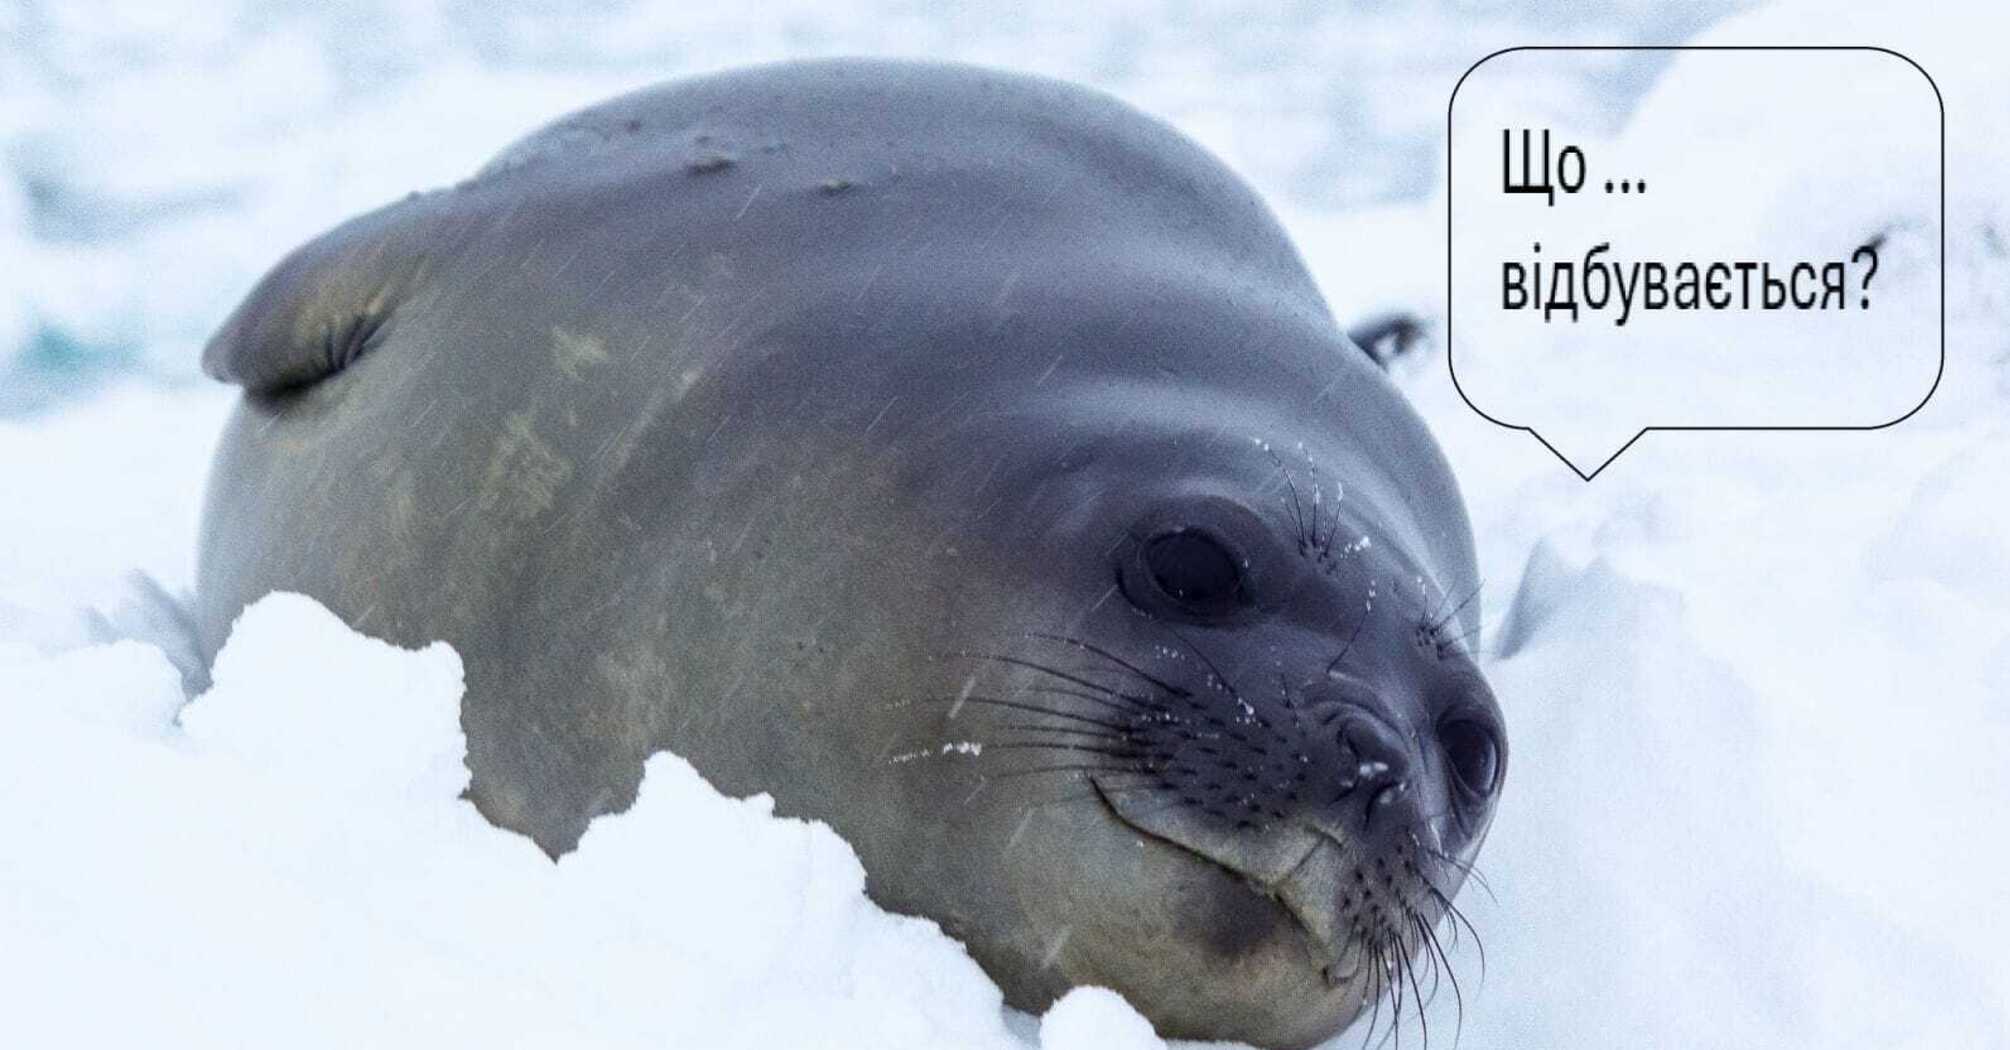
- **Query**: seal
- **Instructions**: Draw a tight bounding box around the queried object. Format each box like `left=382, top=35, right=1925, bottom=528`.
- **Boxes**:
left=193, top=59, right=1505, bottom=1049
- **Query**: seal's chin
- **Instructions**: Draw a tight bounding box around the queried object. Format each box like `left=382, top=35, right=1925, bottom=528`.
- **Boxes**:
left=1273, top=830, right=1445, bottom=991
left=1090, top=774, right=1446, bottom=995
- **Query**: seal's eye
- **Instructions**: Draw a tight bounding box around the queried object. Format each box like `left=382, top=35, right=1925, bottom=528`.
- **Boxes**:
left=1118, top=498, right=1277, bottom=623
left=1144, top=530, right=1244, bottom=611
left=1437, top=718, right=1500, bottom=796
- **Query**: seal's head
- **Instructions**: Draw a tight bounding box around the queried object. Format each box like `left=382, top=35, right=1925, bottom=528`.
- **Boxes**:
left=614, top=62, right=1510, bottom=1048
left=879, top=391, right=1503, bottom=1047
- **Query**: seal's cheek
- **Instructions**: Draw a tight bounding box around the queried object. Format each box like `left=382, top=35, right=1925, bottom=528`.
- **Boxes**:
left=1186, top=870, right=1298, bottom=963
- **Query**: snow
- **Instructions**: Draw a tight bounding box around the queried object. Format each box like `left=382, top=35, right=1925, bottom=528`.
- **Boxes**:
left=5, top=1, right=2010, bottom=1048
left=1039, top=988, right=1169, bottom=1050
left=3, top=593, right=1040, bottom=1049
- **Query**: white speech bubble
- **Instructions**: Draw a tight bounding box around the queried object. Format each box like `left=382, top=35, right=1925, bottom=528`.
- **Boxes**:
left=1448, top=47, right=1943, bottom=479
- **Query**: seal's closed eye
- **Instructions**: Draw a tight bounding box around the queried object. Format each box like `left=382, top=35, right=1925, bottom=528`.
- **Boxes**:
left=201, top=192, right=471, bottom=394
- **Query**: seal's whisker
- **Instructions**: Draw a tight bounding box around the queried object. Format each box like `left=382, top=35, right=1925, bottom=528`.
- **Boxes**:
left=1426, top=908, right=1450, bottom=998
left=1416, top=911, right=1465, bottom=1047
left=1326, top=614, right=1370, bottom=677
left=1374, top=944, right=1400, bottom=1050
left=1023, top=631, right=1190, bottom=696
left=1409, top=907, right=1446, bottom=1040
left=1369, top=941, right=1398, bottom=1050
left=1354, top=948, right=1382, bottom=1050
left=1411, top=848, right=1487, bottom=915
left=980, top=741, right=1146, bottom=759
left=1321, top=494, right=1346, bottom=557
left=1400, top=906, right=1431, bottom=996
left=949, top=651, right=1158, bottom=707
left=1385, top=943, right=1408, bottom=1050
left=1269, top=449, right=1311, bottom=551
left=1414, top=841, right=1497, bottom=902
left=1373, top=938, right=1400, bottom=1050
left=1310, top=480, right=1323, bottom=551
left=993, top=721, right=1130, bottom=741
left=911, top=695, right=1128, bottom=733
left=1019, top=682, right=1157, bottom=717
left=1425, top=883, right=1482, bottom=959
left=1421, top=577, right=1451, bottom=627
left=1426, top=616, right=1484, bottom=661
left=1413, top=913, right=1444, bottom=1015
left=1401, top=921, right=1428, bottom=1050
left=1429, top=581, right=1484, bottom=635
left=1414, top=878, right=1486, bottom=984
left=980, top=763, right=1154, bottom=782
left=1158, top=622, right=1249, bottom=709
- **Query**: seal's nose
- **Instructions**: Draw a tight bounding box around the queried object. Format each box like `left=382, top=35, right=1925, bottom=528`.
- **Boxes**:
left=1320, top=706, right=1418, bottom=842
left=1340, top=715, right=1409, bottom=805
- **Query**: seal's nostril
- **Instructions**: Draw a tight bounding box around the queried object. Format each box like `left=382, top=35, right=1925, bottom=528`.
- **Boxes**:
left=1336, top=714, right=1410, bottom=788
left=1369, top=781, right=1407, bottom=810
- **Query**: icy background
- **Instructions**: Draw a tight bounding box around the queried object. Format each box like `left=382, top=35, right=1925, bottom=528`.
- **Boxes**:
left=4, top=1, right=2009, bottom=1047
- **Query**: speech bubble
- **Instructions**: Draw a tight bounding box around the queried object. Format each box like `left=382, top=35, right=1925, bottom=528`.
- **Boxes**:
left=1447, top=47, right=1943, bottom=480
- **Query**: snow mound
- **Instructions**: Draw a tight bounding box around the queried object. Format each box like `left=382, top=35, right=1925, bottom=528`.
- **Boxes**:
left=0, top=591, right=1058, bottom=1050
left=1039, top=987, right=1165, bottom=1050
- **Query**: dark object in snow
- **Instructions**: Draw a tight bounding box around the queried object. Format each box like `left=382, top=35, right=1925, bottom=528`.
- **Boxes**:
left=1346, top=311, right=1428, bottom=369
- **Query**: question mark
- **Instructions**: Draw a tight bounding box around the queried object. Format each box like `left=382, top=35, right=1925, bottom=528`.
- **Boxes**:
left=1852, top=244, right=1880, bottom=309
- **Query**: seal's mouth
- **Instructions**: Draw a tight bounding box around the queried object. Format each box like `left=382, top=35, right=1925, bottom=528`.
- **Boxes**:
left=1089, top=776, right=1369, bottom=969
left=1090, top=773, right=1449, bottom=999
left=917, top=630, right=1488, bottom=1043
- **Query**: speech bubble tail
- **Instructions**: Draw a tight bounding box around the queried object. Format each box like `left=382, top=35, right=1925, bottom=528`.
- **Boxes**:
left=1526, top=426, right=1648, bottom=482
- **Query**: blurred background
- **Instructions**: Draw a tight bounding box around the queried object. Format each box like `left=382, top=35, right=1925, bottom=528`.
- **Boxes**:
left=0, top=0, right=1749, bottom=410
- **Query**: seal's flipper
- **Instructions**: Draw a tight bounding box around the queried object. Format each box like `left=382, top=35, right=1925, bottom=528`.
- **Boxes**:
left=87, top=572, right=212, bottom=696
left=202, top=194, right=468, bottom=394
left=1344, top=311, right=1426, bottom=370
